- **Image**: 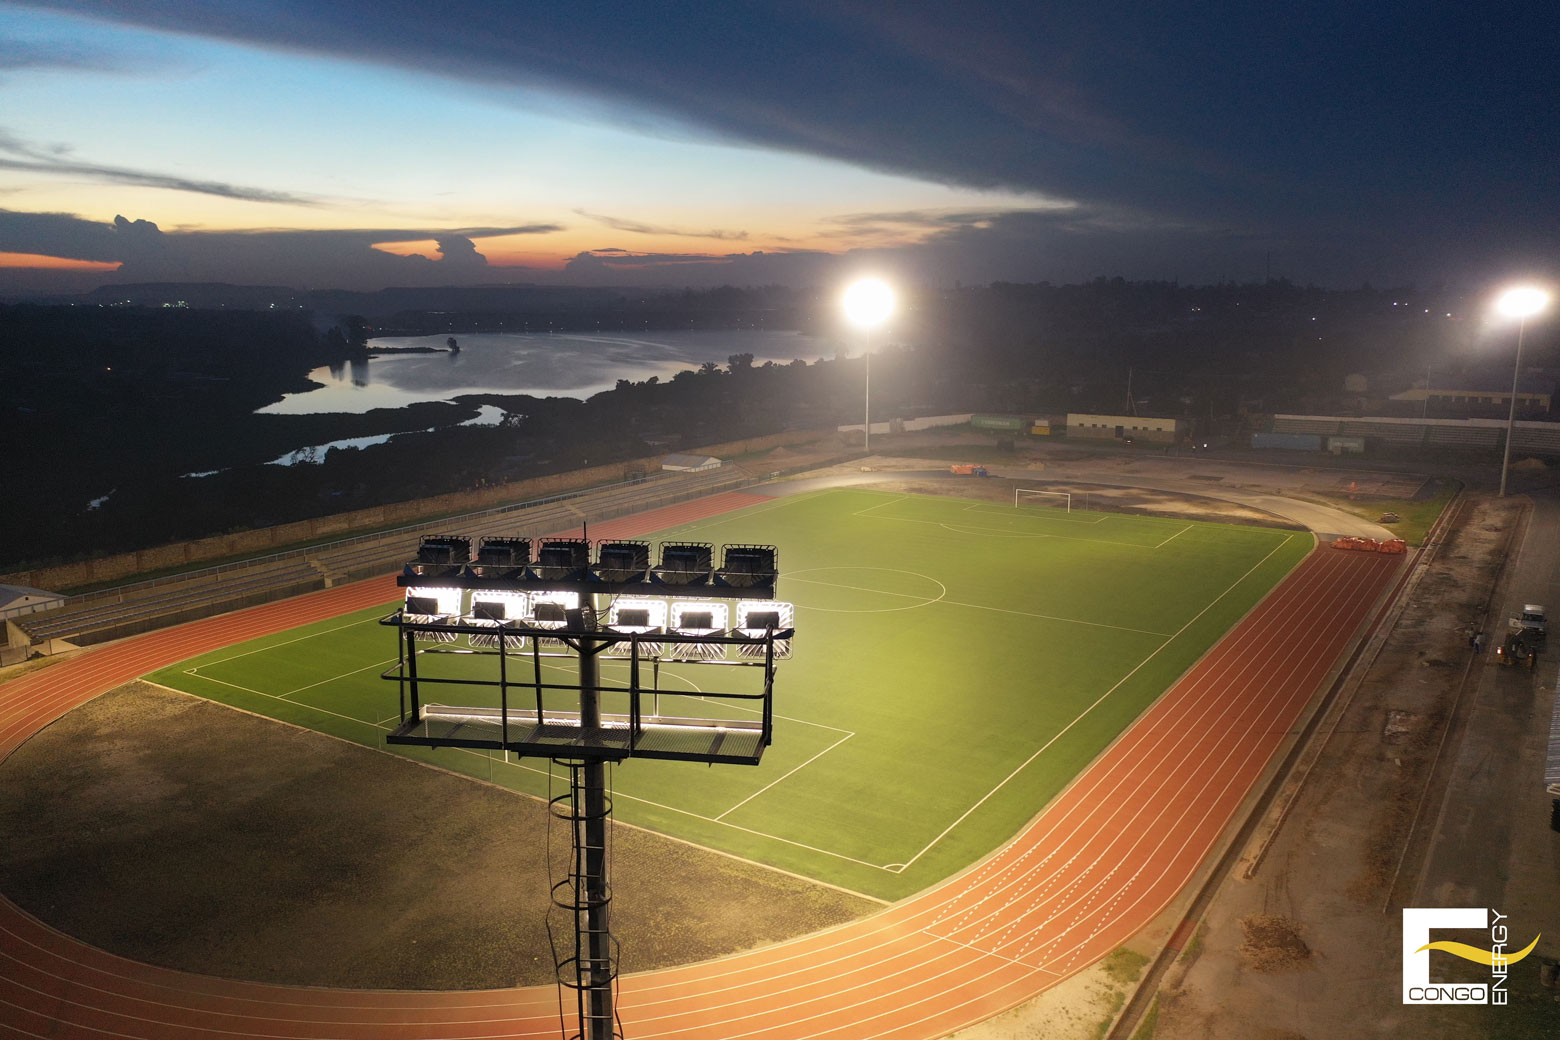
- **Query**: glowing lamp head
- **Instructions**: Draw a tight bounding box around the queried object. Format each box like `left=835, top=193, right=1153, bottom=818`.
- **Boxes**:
left=842, top=277, right=895, bottom=329
left=1495, top=286, right=1551, bottom=321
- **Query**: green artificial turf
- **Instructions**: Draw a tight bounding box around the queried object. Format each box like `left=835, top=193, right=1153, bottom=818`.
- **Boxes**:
left=148, top=488, right=1311, bottom=900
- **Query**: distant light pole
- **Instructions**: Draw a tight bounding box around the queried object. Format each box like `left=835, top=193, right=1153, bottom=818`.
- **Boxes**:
left=841, top=277, right=895, bottom=452
left=1494, top=285, right=1551, bottom=497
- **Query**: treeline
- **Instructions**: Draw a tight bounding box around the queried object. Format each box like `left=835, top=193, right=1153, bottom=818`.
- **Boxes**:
left=4, top=279, right=1553, bottom=573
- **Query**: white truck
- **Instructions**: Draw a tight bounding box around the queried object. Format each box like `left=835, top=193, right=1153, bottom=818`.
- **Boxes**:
left=1496, top=604, right=1547, bottom=669
left=1517, top=604, right=1548, bottom=643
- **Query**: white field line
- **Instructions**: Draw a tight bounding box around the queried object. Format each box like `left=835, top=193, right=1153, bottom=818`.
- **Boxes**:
left=183, top=612, right=383, bottom=670
left=1152, top=524, right=1194, bottom=548
left=276, top=657, right=398, bottom=699
left=716, top=731, right=855, bottom=822
left=851, top=494, right=910, bottom=518
left=180, top=670, right=386, bottom=733
left=937, top=599, right=1172, bottom=638
left=892, top=532, right=1301, bottom=873
left=977, top=497, right=1104, bottom=525
left=785, top=575, right=1172, bottom=638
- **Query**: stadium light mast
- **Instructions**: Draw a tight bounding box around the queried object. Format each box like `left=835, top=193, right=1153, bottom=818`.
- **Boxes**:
left=842, top=277, right=895, bottom=453
left=1493, top=285, right=1550, bottom=497
left=383, top=535, right=791, bottom=1040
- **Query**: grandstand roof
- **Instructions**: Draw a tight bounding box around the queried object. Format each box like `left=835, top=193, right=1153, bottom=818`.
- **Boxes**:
left=661, top=453, right=722, bottom=471
left=0, top=583, right=64, bottom=619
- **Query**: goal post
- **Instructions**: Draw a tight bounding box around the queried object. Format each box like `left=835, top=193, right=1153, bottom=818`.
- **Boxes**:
left=1014, top=488, right=1070, bottom=512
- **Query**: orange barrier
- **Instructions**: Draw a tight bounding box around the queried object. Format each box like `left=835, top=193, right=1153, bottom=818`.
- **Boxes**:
left=1333, top=536, right=1406, bottom=554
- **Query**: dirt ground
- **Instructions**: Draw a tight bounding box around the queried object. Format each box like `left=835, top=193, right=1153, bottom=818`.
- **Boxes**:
left=1150, top=492, right=1560, bottom=1039
left=0, top=681, right=878, bottom=990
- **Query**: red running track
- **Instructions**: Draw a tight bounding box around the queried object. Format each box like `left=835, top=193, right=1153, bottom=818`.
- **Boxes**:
left=0, top=492, right=1401, bottom=1040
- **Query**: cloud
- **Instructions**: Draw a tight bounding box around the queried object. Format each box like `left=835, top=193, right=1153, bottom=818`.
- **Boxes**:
left=0, top=209, right=563, bottom=289
left=573, top=209, right=748, bottom=241
left=20, top=0, right=1554, bottom=283
left=0, top=128, right=323, bottom=205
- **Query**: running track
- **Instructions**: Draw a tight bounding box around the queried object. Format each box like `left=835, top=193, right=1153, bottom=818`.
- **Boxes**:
left=0, top=490, right=1402, bottom=1039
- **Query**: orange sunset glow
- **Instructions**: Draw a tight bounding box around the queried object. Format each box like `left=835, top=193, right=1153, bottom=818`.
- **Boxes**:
left=0, top=252, right=121, bottom=271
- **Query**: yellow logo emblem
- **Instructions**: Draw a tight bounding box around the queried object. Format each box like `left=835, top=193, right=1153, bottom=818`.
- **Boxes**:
left=1416, top=935, right=1540, bottom=966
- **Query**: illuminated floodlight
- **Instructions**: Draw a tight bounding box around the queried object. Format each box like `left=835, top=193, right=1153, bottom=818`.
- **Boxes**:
left=403, top=586, right=464, bottom=643
left=841, top=277, right=895, bottom=329
left=534, top=539, right=591, bottom=581
left=716, top=544, right=777, bottom=589
left=1495, top=285, right=1551, bottom=320
left=594, top=540, right=651, bottom=583
left=472, top=537, right=530, bottom=579
left=604, top=597, right=668, bottom=658
left=528, top=590, right=581, bottom=648
left=735, top=600, right=794, bottom=660
left=668, top=599, right=728, bottom=661
left=653, top=542, right=714, bottom=586
left=466, top=590, right=530, bottom=649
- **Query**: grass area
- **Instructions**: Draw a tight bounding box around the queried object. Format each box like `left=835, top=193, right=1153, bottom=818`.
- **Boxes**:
left=1129, top=996, right=1159, bottom=1040
left=148, top=487, right=1309, bottom=900
left=1299, top=481, right=1458, bottom=547
left=1102, top=947, right=1150, bottom=985
left=1177, top=922, right=1206, bottom=964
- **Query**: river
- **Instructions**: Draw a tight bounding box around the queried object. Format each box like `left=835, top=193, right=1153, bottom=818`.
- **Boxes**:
left=259, top=328, right=831, bottom=415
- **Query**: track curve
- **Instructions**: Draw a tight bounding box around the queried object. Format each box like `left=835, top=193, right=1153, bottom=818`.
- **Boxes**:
left=0, top=490, right=1402, bottom=1039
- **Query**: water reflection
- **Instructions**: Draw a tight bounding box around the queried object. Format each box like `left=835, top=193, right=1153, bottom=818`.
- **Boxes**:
left=263, top=328, right=822, bottom=414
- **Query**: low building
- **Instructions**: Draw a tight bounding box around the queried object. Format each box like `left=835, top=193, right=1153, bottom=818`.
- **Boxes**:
left=659, top=452, right=722, bottom=472
left=1066, top=413, right=1188, bottom=445
left=1389, top=381, right=1550, bottom=418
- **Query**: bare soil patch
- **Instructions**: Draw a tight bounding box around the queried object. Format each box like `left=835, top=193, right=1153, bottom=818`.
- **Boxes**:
left=0, top=681, right=877, bottom=990
left=1237, top=914, right=1312, bottom=973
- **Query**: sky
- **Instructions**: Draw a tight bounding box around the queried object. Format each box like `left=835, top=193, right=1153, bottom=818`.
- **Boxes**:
left=0, top=1, right=1556, bottom=295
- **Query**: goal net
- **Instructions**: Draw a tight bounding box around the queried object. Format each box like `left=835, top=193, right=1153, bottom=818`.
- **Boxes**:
left=1014, top=488, right=1071, bottom=512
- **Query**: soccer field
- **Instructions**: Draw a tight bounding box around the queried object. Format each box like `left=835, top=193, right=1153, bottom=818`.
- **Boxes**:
left=148, top=487, right=1312, bottom=900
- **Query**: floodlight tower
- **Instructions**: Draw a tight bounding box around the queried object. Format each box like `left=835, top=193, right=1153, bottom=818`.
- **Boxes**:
left=1493, top=285, right=1551, bottom=497
left=382, top=534, right=791, bottom=1040
left=842, top=277, right=896, bottom=452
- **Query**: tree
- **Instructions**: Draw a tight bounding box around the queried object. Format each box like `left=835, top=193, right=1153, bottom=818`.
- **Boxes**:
left=699, top=360, right=721, bottom=376
left=728, top=352, right=754, bottom=372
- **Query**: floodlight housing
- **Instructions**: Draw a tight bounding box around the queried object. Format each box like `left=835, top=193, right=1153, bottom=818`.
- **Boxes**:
left=534, top=539, right=591, bottom=581
left=735, top=599, right=794, bottom=660
left=402, top=586, right=464, bottom=642
left=668, top=599, right=728, bottom=660
left=653, top=542, right=714, bottom=586
left=466, top=590, right=529, bottom=649
left=527, top=590, right=581, bottom=648
left=471, top=537, right=531, bottom=579
left=593, top=540, right=651, bottom=583
left=604, top=596, right=667, bottom=658
left=407, top=535, right=470, bottom=579
left=716, top=544, right=778, bottom=589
